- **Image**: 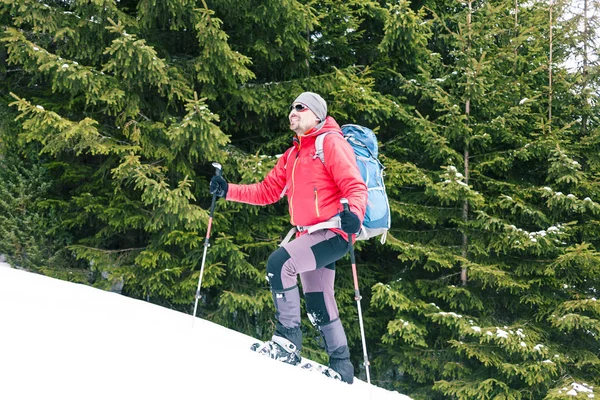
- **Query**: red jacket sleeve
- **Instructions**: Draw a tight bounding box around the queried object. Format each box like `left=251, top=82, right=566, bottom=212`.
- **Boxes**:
left=323, top=134, right=368, bottom=221
left=226, top=148, right=291, bottom=205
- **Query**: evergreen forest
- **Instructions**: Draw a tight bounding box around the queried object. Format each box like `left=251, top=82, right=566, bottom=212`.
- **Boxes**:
left=1, top=0, right=600, bottom=398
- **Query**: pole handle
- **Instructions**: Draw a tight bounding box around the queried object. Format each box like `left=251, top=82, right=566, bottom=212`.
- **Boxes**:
left=208, top=162, right=222, bottom=215
left=193, top=162, right=223, bottom=327
left=340, top=198, right=354, bottom=244
left=340, top=197, right=349, bottom=212
left=212, top=162, right=222, bottom=177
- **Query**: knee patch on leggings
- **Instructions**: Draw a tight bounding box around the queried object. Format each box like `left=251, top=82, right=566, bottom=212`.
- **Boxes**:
left=266, top=247, right=291, bottom=291
left=273, top=285, right=301, bottom=329
left=305, top=291, right=331, bottom=326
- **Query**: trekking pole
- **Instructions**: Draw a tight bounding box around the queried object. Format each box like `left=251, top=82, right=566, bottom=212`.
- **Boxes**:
left=192, top=162, right=222, bottom=327
left=340, top=198, right=371, bottom=384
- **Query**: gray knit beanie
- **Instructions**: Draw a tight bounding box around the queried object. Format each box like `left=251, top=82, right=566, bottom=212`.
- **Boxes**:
left=293, top=92, right=327, bottom=122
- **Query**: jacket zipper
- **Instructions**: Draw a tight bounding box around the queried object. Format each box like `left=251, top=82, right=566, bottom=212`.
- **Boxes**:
left=289, top=145, right=301, bottom=225
left=314, top=187, right=320, bottom=218
left=279, top=185, right=288, bottom=198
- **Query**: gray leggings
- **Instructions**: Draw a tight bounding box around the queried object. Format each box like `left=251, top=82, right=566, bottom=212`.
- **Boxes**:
left=266, top=229, right=349, bottom=328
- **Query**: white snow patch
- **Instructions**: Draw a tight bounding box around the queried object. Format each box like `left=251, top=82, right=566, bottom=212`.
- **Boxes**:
left=0, top=267, right=412, bottom=400
left=438, top=311, right=463, bottom=318
left=496, top=328, right=509, bottom=339
left=563, top=382, right=596, bottom=397
left=571, top=383, right=594, bottom=393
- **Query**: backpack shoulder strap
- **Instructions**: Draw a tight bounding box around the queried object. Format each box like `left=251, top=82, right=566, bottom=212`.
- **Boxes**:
left=314, top=131, right=334, bottom=165
left=282, top=146, right=295, bottom=169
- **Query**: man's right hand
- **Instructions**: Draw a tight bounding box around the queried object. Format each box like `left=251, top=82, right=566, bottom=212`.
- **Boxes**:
left=210, top=175, right=228, bottom=198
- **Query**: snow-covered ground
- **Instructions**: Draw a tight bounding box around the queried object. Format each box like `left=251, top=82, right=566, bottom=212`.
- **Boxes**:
left=0, top=263, right=412, bottom=400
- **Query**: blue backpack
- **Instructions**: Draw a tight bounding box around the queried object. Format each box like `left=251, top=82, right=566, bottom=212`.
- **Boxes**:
left=315, top=124, right=391, bottom=244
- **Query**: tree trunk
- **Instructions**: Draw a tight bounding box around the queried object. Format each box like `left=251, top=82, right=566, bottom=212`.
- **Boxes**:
left=582, top=0, right=589, bottom=135
left=462, top=0, right=473, bottom=286
left=548, top=0, right=553, bottom=133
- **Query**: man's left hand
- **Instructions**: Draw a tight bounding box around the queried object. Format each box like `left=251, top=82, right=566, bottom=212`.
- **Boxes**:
left=339, top=209, right=361, bottom=234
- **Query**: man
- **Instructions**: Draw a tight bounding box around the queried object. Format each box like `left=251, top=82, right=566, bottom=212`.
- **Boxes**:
left=210, top=92, right=367, bottom=383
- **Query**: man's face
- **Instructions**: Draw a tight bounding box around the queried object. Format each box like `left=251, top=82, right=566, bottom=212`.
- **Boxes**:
left=289, top=103, right=319, bottom=136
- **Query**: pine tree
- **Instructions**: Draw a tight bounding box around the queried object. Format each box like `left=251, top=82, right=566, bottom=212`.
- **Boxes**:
left=1, top=0, right=240, bottom=305
left=0, top=107, right=87, bottom=279
left=371, top=0, right=600, bottom=397
left=3, top=1, right=600, bottom=398
left=0, top=0, right=397, bottom=352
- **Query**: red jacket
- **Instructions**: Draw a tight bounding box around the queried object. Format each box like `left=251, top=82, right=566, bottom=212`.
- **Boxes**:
left=226, top=117, right=367, bottom=240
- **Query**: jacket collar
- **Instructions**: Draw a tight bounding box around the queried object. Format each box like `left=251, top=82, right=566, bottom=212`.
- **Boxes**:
left=292, top=116, right=342, bottom=148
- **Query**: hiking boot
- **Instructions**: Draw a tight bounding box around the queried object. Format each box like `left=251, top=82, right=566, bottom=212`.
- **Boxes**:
left=317, top=318, right=355, bottom=383
left=329, top=356, right=354, bottom=384
left=252, top=335, right=301, bottom=366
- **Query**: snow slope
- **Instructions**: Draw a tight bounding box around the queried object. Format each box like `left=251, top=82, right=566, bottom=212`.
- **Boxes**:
left=0, top=264, right=412, bottom=400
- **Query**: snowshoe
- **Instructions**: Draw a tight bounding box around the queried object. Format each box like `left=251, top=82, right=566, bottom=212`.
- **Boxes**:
left=251, top=335, right=301, bottom=366
left=301, top=362, right=343, bottom=381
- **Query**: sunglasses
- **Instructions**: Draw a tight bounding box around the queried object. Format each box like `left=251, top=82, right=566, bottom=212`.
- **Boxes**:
left=289, top=103, right=309, bottom=112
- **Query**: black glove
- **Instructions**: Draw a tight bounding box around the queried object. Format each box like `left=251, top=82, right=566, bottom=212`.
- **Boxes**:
left=339, top=209, right=361, bottom=234
left=210, top=175, right=228, bottom=198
